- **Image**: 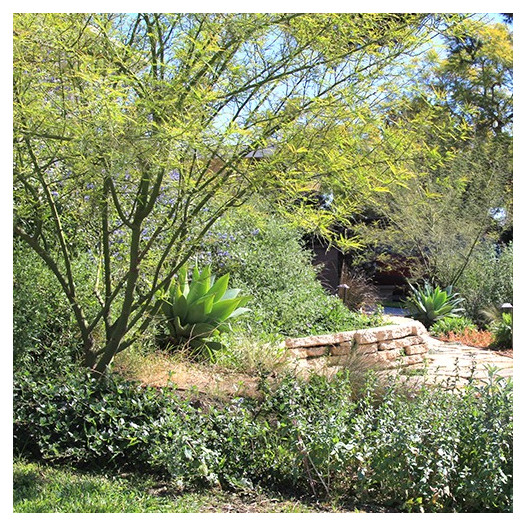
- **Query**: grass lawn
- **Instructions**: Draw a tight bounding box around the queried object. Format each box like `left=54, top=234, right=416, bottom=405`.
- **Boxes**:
left=14, top=459, right=361, bottom=513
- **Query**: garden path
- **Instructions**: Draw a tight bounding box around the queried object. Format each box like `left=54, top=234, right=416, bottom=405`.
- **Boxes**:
left=420, top=335, right=513, bottom=388
left=384, top=316, right=513, bottom=389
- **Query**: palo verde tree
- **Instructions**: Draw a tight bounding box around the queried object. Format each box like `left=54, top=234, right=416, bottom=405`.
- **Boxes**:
left=14, top=13, right=465, bottom=375
left=350, top=17, right=513, bottom=286
left=351, top=135, right=512, bottom=285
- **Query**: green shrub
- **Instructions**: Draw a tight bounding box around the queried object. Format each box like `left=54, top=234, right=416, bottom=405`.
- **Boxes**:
left=14, top=368, right=513, bottom=512
left=490, top=312, right=513, bottom=349
left=430, top=316, right=477, bottom=337
left=349, top=371, right=513, bottom=512
left=14, top=242, right=102, bottom=367
left=13, top=368, right=179, bottom=471
left=13, top=243, right=74, bottom=365
left=404, top=282, right=465, bottom=328
left=452, top=242, right=512, bottom=323
left=198, top=204, right=384, bottom=337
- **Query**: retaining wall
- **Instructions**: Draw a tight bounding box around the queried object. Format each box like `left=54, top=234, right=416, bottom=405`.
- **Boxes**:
left=284, top=318, right=428, bottom=375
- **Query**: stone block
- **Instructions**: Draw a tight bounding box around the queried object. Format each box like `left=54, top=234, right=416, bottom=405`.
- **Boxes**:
left=403, top=344, right=428, bottom=356
left=306, top=346, right=329, bottom=358
left=327, top=355, right=352, bottom=367
left=354, top=342, right=378, bottom=355
left=400, top=354, right=425, bottom=366
left=377, top=349, right=403, bottom=361
left=284, top=331, right=356, bottom=349
left=304, top=356, right=329, bottom=372
left=288, top=348, right=308, bottom=359
left=354, top=324, right=413, bottom=344
left=378, top=335, right=422, bottom=351
left=329, top=342, right=352, bottom=356
left=410, top=321, right=428, bottom=336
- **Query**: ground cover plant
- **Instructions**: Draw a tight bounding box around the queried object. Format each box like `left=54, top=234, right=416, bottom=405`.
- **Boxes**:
left=429, top=312, right=512, bottom=352
left=430, top=316, right=477, bottom=337
left=14, top=365, right=513, bottom=513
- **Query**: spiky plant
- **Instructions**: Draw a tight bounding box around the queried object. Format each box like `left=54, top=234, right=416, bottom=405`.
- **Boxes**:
left=403, top=282, right=464, bottom=328
left=156, top=263, right=251, bottom=360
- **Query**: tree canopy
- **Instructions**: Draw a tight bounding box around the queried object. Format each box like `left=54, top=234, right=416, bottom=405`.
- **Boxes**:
left=14, top=13, right=480, bottom=374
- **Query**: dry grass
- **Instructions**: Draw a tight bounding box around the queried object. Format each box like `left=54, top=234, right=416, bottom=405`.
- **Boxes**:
left=112, top=348, right=263, bottom=399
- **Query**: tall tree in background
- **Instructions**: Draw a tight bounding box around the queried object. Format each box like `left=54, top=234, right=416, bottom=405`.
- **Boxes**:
left=351, top=17, right=513, bottom=286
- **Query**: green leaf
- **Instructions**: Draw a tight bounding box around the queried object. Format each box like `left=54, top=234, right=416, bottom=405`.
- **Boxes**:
left=220, top=288, right=241, bottom=301
left=186, top=295, right=214, bottom=324
left=229, top=307, right=251, bottom=319
left=160, top=299, right=173, bottom=321
left=209, top=297, right=244, bottom=322
left=187, top=265, right=212, bottom=304
left=171, top=294, right=188, bottom=321
left=207, top=273, right=230, bottom=301
left=178, top=264, right=189, bottom=293
left=173, top=316, right=191, bottom=337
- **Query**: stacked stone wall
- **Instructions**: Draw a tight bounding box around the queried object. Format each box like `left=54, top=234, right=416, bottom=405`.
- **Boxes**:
left=284, top=319, right=428, bottom=374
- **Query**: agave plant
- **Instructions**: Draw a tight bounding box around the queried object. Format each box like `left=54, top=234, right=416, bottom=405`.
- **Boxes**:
left=403, top=282, right=464, bottom=328
left=156, top=263, right=251, bottom=359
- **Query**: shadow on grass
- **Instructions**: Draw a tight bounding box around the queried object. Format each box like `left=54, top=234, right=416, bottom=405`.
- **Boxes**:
left=13, top=460, right=188, bottom=513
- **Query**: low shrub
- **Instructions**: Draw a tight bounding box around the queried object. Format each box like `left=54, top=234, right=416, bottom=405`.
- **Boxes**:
left=430, top=316, right=477, bottom=337
left=348, top=370, right=513, bottom=512
left=490, top=312, right=513, bottom=349
left=14, top=368, right=513, bottom=512
left=13, top=368, right=179, bottom=471
left=13, top=243, right=76, bottom=365
left=14, top=242, right=102, bottom=367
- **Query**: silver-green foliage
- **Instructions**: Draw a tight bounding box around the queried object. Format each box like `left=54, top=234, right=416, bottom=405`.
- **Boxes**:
left=14, top=367, right=513, bottom=512
left=157, top=263, right=250, bottom=358
left=404, top=282, right=464, bottom=328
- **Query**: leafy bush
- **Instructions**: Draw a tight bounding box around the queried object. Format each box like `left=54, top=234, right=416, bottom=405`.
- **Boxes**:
left=430, top=316, right=477, bottom=337
left=13, top=368, right=179, bottom=471
left=490, top=312, right=513, bottom=349
left=404, top=282, right=464, bottom=328
left=480, top=305, right=513, bottom=349
left=349, top=371, right=513, bottom=512
left=198, top=203, right=384, bottom=337
left=14, top=243, right=75, bottom=365
left=156, top=263, right=251, bottom=359
left=14, top=242, right=102, bottom=367
left=452, top=242, right=512, bottom=323
left=14, top=368, right=513, bottom=512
